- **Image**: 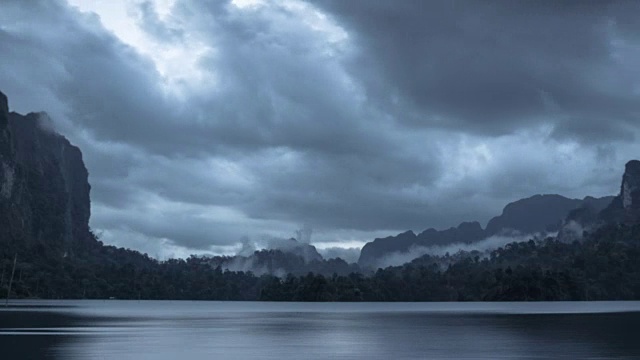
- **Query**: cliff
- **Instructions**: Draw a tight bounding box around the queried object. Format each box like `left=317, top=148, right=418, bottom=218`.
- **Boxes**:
left=358, top=194, right=613, bottom=268
left=0, top=92, right=14, bottom=199
left=484, top=194, right=584, bottom=235
left=0, top=91, right=93, bottom=259
left=600, top=160, right=640, bottom=224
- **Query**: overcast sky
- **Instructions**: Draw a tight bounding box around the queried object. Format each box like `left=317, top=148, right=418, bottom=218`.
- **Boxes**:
left=1, top=0, right=639, bottom=258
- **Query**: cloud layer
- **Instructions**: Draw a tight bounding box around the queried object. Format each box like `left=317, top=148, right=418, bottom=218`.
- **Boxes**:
left=1, top=0, right=639, bottom=258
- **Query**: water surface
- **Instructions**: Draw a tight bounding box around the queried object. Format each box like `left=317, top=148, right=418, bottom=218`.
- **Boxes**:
left=2, top=300, right=640, bottom=359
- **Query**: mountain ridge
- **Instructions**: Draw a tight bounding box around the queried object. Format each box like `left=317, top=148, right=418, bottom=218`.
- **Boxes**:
left=358, top=193, right=614, bottom=268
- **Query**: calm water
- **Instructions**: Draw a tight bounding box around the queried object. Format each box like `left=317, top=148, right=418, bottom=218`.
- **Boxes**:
left=1, top=301, right=640, bottom=359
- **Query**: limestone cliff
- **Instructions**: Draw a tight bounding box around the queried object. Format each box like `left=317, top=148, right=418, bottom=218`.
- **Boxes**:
left=0, top=92, right=14, bottom=200
left=600, top=160, right=640, bottom=224
left=0, top=91, right=92, bottom=258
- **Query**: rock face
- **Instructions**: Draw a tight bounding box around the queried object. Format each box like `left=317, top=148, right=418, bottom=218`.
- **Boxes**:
left=358, top=194, right=613, bottom=268
left=621, top=160, right=640, bottom=211
left=0, top=92, right=14, bottom=200
left=564, top=196, right=615, bottom=225
left=0, top=91, right=20, bottom=247
left=0, top=91, right=93, bottom=257
left=484, top=194, right=584, bottom=235
left=600, top=160, right=640, bottom=224
left=358, top=230, right=419, bottom=269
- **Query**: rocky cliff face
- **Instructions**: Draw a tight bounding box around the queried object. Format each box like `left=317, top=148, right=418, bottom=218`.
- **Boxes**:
left=0, top=91, right=20, bottom=249
left=620, top=160, right=640, bottom=211
left=0, top=92, right=15, bottom=200
left=600, top=160, right=640, bottom=224
left=0, top=91, right=92, bottom=257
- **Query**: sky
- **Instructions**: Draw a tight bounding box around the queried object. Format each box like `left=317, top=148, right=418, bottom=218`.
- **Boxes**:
left=1, top=0, right=639, bottom=259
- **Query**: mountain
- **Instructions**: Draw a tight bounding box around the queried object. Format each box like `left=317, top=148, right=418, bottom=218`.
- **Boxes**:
left=208, top=248, right=358, bottom=277
left=0, top=91, right=94, bottom=261
left=265, top=237, right=324, bottom=263
left=207, top=237, right=363, bottom=277
left=262, top=221, right=640, bottom=302
left=358, top=194, right=614, bottom=268
left=600, top=160, right=640, bottom=225
left=358, top=221, right=485, bottom=268
left=485, top=194, right=583, bottom=235
left=0, top=92, right=14, bottom=200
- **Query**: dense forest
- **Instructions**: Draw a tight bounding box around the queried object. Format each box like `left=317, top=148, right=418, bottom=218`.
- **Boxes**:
left=2, top=222, right=640, bottom=301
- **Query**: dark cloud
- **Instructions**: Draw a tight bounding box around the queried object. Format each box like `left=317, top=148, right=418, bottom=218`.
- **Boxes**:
left=1, top=0, right=639, bottom=257
left=310, top=0, right=640, bottom=142
left=550, top=118, right=635, bottom=144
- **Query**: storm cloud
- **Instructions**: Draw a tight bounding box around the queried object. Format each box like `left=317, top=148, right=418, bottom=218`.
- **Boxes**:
left=311, top=1, right=640, bottom=140
left=1, top=0, right=639, bottom=258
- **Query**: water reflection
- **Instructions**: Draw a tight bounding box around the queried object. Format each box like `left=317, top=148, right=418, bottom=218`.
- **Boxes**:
left=1, top=301, right=640, bottom=359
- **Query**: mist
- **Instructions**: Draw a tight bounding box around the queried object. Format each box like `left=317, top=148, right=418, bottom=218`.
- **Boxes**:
left=317, top=247, right=361, bottom=264
left=375, top=232, right=555, bottom=269
left=235, top=226, right=323, bottom=263
left=210, top=226, right=361, bottom=276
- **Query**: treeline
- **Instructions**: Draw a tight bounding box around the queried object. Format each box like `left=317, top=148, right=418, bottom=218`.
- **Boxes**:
left=2, top=224, right=640, bottom=301
left=260, top=224, right=640, bottom=301
left=0, top=242, right=264, bottom=300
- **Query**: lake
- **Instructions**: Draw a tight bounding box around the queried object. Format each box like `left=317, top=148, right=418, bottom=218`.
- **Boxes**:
left=1, top=301, right=640, bottom=359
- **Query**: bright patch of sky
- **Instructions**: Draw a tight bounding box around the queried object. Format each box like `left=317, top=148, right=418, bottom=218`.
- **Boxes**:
left=65, top=0, right=346, bottom=98
left=66, top=0, right=213, bottom=96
